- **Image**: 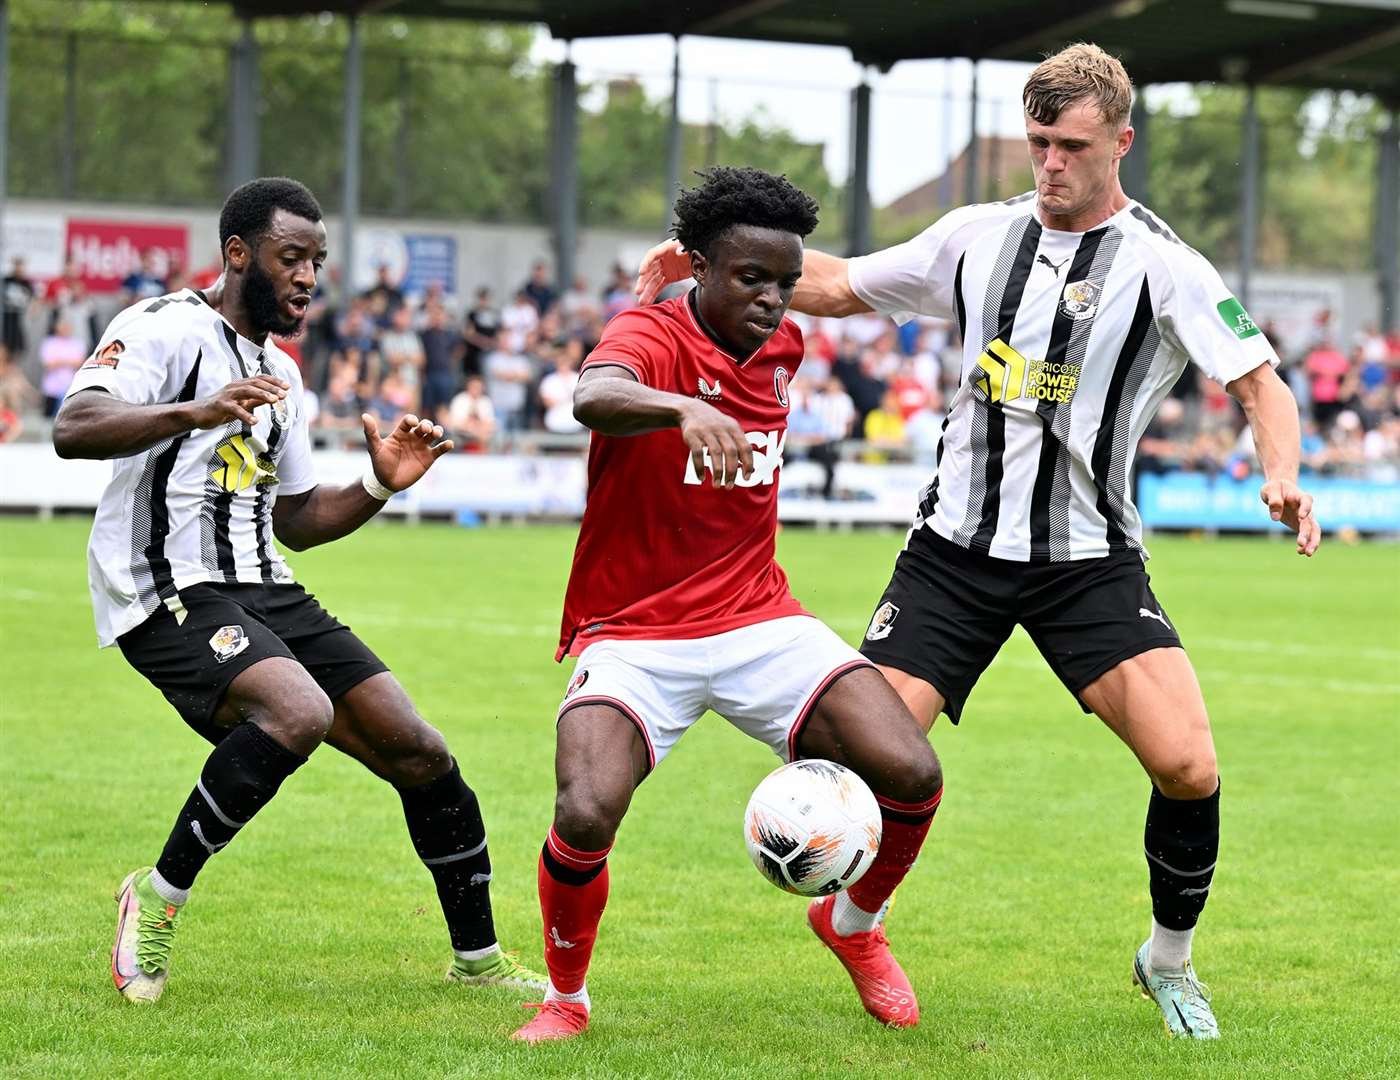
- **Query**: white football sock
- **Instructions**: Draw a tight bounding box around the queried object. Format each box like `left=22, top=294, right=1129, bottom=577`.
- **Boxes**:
left=1148, top=918, right=1194, bottom=972
left=453, top=944, right=501, bottom=963
left=831, top=892, right=882, bottom=936
left=545, top=980, right=591, bottom=1010
left=147, top=868, right=189, bottom=907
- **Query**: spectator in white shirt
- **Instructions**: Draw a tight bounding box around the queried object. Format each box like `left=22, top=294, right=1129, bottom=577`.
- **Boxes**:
left=447, top=375, right=497, bottom=451
left=539, top=341, right=584, bottom=435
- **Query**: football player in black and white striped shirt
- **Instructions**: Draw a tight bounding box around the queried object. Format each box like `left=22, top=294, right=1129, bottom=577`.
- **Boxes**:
left=638, top=44, right=1321, bottom=1039
left=55, top=178, right=544, bottom=1003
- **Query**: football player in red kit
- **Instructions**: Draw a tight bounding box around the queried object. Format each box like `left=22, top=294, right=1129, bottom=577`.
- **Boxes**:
left=513, top=168, right=944, bottom=1043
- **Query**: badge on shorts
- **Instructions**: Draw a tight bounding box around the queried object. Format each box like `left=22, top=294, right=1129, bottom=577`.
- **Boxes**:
left=209, top=625, right=250, bottom=664
left=565, top=669, right=589, bottom=698
left=866, top=602, right=900, bottom=642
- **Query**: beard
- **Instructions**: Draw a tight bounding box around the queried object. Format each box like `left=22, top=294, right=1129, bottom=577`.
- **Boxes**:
left=244, top=259, right=305, bottom=338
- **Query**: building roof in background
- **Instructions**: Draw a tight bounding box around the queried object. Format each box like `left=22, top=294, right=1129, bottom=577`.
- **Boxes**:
left=215, top=0, right=1400, bottom=101
left=884, top=137, right=1032, bottom=218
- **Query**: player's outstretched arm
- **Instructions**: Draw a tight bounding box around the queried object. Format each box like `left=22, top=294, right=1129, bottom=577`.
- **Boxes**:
left=574, top=366, right=754, bottom=488
left=790, top=250, right=873, bottom=318
left=1226, top=362, right=1322, bottom=557
left=272, top=413, right=451, bottom=550
left=52, top=377, right=290, bottom=460
left=634, top=240, right=871, bottom=318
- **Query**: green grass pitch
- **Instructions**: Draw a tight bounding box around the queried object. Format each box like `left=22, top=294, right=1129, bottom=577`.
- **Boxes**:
left=1, top=517, right=1397, bottom=1078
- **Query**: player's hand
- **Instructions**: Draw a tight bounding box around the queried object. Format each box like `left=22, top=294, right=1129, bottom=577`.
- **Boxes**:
left=189, top=376, right=289, bottom=429
left=363, top=413, right=453, bottom=492
left=678, top=400, right=754, bottom=489
left=1260, top=477, right=1321, bottom=557
left=635, top=239, right=693, bottom=305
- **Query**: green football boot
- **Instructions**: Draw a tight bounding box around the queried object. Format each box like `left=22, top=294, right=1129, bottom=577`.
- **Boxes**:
left=112, top=868, right=183, bottom=1004
left=445, top=948, right=547, bottom=993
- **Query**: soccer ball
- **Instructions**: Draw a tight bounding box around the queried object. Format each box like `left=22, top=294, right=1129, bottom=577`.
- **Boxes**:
left=744, top=760, right=881, bottom=897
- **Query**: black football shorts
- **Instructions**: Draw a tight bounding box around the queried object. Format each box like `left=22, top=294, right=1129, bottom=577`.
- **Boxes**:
left=117, top=582, right=388, bottom=744
left=859, top=527, right=1182, bottom=723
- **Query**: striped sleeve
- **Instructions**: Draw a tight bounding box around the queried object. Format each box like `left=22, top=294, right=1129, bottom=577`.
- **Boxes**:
left=849, top=199, right=1025, bottom=325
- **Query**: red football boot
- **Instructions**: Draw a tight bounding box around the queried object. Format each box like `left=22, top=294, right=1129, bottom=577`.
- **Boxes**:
left=511, top=999, right=590, bottom=1043
left=808, top=895, right=919, bottom=1028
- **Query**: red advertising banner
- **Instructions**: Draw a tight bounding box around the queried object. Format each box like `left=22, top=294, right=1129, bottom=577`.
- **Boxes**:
left=65, top=219, right=190, bottom=294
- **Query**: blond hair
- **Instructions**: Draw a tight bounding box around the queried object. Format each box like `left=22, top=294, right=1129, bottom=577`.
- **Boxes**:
left=1022, top=43, right=1133, bottom=129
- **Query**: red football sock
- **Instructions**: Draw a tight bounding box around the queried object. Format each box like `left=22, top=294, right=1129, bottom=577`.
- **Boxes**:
left=846, top=788, right=943, bottom=914
left=538, top=827, right=611, bottom=995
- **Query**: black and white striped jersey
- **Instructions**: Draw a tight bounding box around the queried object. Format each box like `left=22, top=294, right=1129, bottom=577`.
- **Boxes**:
left=69, top=289, right=316, bottom=645
left=848, top=194, right=1278, bottom=562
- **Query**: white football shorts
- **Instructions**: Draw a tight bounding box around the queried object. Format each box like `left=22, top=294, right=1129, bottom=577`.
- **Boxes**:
left=557, top=615, right=872, bottom=771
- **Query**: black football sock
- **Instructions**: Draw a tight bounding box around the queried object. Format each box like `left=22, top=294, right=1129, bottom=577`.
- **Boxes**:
left=154, top=722, right=308, bottom=891
left=398, top=760, right=497, bottom=953
left=1144, top=781, right=1220, bottom=944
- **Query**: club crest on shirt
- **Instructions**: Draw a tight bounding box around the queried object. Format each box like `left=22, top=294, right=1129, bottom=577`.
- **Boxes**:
left=865, top=601, right=900, bottom=642
left=1060, top=279, right=1101, bottom=321
left=82, top=339, right=125, bottom=370
left=565, top=669, right=589, bottom=698
left=697, top=377, right=722, bottom=401
left=208, top=625, right=250, bottom=664
left=774, top=366, right=790, bottom=408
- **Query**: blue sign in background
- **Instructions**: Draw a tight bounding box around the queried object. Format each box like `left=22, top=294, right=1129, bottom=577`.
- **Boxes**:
left=1138, top=473, right=1400, bottom=532
left=402, top=234, right=457, bottom=296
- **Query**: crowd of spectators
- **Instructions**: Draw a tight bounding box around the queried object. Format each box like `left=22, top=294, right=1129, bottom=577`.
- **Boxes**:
left=3, top=250, right=1399, bottom=493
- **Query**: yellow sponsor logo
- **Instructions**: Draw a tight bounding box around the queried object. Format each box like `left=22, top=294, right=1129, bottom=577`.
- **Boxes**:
left=972, top=338, right=1080, bottom=406
left=973, top=338, right=1027, bottom=404
left=1025, top=358, right=1081, bottom=405
left=212, top=435, right=278, bottom=492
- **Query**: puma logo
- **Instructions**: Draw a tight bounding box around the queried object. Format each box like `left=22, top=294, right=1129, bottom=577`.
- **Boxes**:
left=1036, top=253, right=1068, bottom=277
left=549, top=926, right=576, bottom=950
left=1138, top=607, right=1171, bottom=629
left=1179, top=886, right=1211, bottom=897
left=469, top=872, right=492, bottom=886
left=190, top=820, right=228, bottom=855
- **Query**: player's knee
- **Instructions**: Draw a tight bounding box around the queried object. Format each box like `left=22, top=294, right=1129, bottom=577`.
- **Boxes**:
left=1153, top=748, right=1218, bottom=800
left=385, top=720, right=452, bottom=787
left=261, top=685, right=335, bottom=752
left=553, top=786, right=626, bottom=852
left=887, top=742, right=943, bottom=804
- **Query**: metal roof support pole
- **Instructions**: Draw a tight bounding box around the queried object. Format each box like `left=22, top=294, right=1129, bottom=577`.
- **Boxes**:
left=228, top=15, right=260, bottom=193
left=342, top=13, right=362, bottom=296
left=1376, top=106, right=1399, bottom=335
left=664, top=36, right=682, bottom=232
left=939, top=61, right=954, bottom=209
left=1238, top=84, right=1259, bottom=308
left=965, top=59, right=980, bottom=205
left=550, top=54, right=579, bottom=291
left=62, top=32, right=78, bottom=198
left=394, top=56, right=411, bottom=217
left=0, top=0, right=9, bottom=278
left=1123, top=91, right=1150, bottom=205
left=847, top=77, right=872, bottom=257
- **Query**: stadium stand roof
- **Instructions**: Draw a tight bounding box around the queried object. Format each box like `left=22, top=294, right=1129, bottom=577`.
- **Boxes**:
left=219, top=0, right=1400, bottom=100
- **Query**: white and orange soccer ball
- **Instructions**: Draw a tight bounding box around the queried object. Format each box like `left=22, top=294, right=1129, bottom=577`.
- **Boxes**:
left=744, top=760, right=881, bottom=897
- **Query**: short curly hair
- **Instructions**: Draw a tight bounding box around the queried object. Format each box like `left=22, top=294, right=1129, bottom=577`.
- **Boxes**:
left=219, top=177, right=323, bottom=254
left=673, top=167, right=819, bottom=257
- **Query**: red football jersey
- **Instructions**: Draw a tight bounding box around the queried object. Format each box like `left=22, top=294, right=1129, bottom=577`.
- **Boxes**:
left=556, top=291, right=807, bottom=660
